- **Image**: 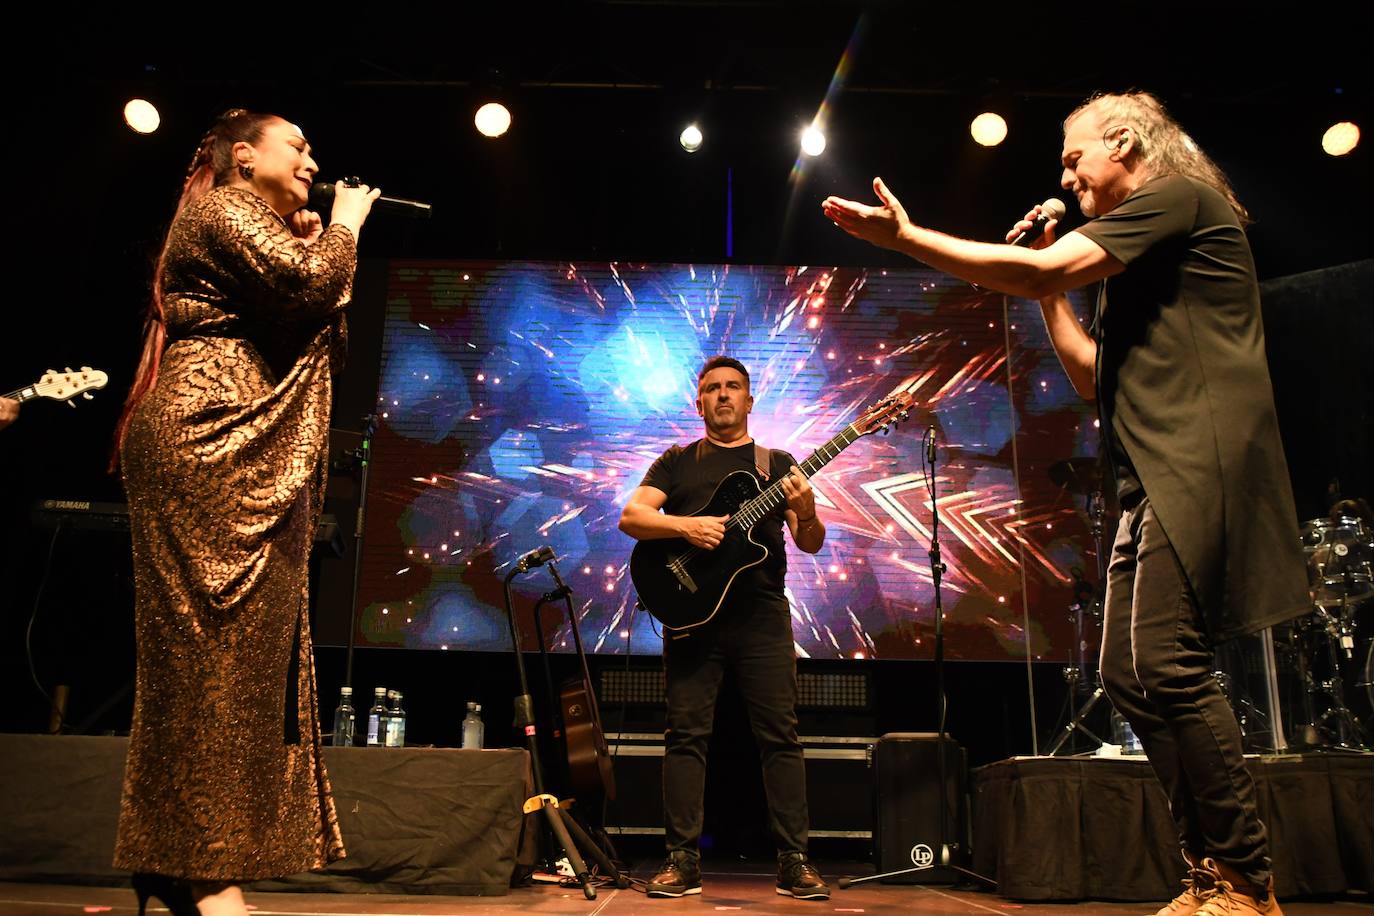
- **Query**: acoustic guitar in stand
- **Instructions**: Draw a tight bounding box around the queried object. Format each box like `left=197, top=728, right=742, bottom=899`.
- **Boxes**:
left=630, top=379, right=916, bottom=633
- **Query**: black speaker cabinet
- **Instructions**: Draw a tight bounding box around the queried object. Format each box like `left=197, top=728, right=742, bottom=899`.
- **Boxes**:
left=872, top=732, right=969, bottom=883
left=604, top=733, right=879, bottom=842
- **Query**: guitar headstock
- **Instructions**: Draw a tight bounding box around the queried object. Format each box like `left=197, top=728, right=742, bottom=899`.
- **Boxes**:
left=34, top=367, right=109, bottom=404
left=854, top=377, right=917, bottom=437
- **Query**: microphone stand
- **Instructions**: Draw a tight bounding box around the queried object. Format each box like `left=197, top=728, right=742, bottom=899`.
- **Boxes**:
left=342, top=414, right=377, bottom=693
left=839, top=428, right=993, bottom=889
left=532, top=586, right=572, bottom=789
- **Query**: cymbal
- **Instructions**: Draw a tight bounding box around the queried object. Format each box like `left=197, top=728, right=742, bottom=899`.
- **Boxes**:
left=1049, top=457, right=1103, bottom=495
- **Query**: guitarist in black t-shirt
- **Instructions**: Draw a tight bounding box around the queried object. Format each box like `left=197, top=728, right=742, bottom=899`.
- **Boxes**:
left=619, top=356, right=830, bottom=900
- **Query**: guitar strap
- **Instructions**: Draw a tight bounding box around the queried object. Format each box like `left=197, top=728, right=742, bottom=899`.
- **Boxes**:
left=695, top=439, right=773, bottom=482
left=753, top=442, right=772, bottom=482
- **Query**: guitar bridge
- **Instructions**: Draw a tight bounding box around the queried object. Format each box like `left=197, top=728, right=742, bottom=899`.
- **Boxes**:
left=668, top=559, right=698, bottom=594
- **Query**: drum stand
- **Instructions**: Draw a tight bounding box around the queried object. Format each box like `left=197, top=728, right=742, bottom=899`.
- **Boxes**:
left=1213, top=668, right=1271, bottom=747
left=1300, top=599, right=1369, bottom=750
left=1044, top=489, right=1113, bottom=756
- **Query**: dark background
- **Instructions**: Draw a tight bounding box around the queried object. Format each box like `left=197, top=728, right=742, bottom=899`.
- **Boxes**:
left=1, top=7, right=1369, bottom=858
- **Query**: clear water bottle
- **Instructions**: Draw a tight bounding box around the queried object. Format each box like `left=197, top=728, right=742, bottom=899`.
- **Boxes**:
left=366, top=686, right=388, bottom=747
left=1111, top=710, right=1145, bottom=755
left=461, top=701, right=484, bottom=749
left=331, top=686, right=356, bottom=747
left=384, top=690, right=407, bottom=748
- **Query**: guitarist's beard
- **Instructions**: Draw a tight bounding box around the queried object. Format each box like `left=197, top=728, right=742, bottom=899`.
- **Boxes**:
left=703, top=405, right=749, bottom=443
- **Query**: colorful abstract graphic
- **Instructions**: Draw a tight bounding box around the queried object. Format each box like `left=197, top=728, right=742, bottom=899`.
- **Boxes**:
left=357, top=261, right=1102, bottom=661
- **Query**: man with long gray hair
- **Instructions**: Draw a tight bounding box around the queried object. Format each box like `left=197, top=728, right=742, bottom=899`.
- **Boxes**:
left=823, top=91, right=1307, bottom=916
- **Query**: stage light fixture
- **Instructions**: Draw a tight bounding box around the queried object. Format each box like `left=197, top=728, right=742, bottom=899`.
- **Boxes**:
left=970, top=112, right=1008, bottom=147
left=801, top=125, right=826, bottom=157
left=680, top=123, right=703, bottom=153
left=474, top=102, right=512, bottom=138
left=124, top=99, right=160, bottom=134
left=1322, top=121, right=1360, bottom=156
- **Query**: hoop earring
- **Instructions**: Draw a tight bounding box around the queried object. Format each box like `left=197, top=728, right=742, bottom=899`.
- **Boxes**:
left=238, top=163, right=255, bottom=180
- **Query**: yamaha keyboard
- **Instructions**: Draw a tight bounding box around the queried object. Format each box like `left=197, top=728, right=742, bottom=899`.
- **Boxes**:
left=32, top=500, right=346, bottom=556
left=32, top=499, right=130, bottom=533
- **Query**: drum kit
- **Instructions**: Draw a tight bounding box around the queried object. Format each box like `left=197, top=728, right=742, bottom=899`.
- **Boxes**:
left=1280, top=510, right=1374, bottom=750
left=1044, top=455, right=1373, bottom=755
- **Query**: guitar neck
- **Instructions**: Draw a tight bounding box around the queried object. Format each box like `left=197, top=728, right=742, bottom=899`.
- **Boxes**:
left=3, top=386, right=31, bottom=402
left=726, top=423, right=862, bottom=531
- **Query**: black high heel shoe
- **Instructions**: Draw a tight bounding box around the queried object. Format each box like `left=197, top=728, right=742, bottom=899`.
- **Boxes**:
left=132, top=872, right=201, bottom=916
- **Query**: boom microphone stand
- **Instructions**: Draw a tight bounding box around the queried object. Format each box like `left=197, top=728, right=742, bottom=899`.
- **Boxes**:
left=840, top=427, right=992, bottom=889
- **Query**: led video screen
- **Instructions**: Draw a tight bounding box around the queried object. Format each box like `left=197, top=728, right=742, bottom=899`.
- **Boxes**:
left=356, top=260, right=1100, bottom=661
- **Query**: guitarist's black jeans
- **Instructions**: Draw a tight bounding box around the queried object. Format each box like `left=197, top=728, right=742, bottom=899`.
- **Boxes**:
left=662, top=596, right=809, bottom=857
left=1098, top=494, right=1270, bottom=890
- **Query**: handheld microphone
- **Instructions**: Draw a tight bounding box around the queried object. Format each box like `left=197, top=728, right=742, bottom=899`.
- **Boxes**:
left=927, top=426, right=937, bottom=465
left=515, top=545, right=556, bottom=573
left=309, top=181, right=433, bottom=219
left=1010, top=198, right=1066, bottom=246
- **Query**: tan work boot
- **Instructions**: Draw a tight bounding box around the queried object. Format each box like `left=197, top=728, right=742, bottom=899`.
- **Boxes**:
left=1148, top=854, right=1217, bottom=916
left=1193, top=858, right=1282, bottom=916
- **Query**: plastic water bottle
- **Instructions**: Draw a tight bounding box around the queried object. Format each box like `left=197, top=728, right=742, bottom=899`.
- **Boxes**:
left=1111, top=710, right=1145, bottom=755
left=331, top=686, right=355, bottom=747
left=366, top=687, right=388, bottom=747
left=461, top=701, right=484, bottom=749
left=384, top=690, right=407, bottom=747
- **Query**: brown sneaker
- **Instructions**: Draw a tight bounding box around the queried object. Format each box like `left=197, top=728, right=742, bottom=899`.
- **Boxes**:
left=776, top=851, right=830, bottom=900
left=1192, top=859, right=1282, bottom=916
left=1148, top=857, right=1218, bottom=916
left=646, top=851, right=702, bottom=898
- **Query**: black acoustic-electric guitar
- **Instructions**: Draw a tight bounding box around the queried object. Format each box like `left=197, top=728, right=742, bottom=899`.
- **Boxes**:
left=630, top=380, right=916, bottom=633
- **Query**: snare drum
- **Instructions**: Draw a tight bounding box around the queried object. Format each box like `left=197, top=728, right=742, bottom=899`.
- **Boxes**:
left=1300, top=516, right=1374, bottom=608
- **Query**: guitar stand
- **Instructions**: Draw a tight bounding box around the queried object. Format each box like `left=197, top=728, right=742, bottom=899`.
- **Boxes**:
left=502, top=564, right=627, bottom=900
left=531, top=584, right=627, bottom=879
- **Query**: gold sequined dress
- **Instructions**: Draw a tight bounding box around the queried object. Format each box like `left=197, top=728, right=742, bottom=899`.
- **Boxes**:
left=113, top=186, right=352, bottom=880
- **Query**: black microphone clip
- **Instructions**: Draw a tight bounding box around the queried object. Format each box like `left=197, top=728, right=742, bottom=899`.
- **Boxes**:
left=515, top=545, right=556, bottom=573
left=540, top=585, right=573, bottom=603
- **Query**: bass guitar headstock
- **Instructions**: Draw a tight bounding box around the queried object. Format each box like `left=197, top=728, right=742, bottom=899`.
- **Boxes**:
left=32, top=367, right=109, bottom=406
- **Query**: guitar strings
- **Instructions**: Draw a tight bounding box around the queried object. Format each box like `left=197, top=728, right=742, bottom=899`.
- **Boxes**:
left=666, top=423, right=861, bottom=569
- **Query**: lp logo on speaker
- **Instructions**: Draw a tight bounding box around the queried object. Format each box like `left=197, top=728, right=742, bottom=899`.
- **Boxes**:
left=909, top=844, right=935, bottom=868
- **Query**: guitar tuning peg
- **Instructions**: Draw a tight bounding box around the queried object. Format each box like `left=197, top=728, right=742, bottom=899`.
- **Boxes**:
left=65, top=366, right=73, bottom=373
left=66, top=399, right=77, bottom=408
left=83, top=392, right=94, bottom=400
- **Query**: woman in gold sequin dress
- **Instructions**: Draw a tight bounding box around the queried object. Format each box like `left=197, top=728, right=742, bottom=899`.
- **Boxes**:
left=110, top=109, right=378, bottom=916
